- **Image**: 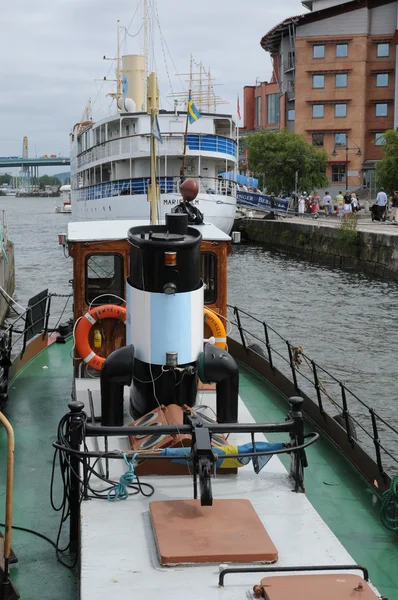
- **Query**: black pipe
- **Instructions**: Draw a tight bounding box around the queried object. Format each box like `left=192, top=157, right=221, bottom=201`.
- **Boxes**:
left=199, top=344, right=239, bottom=423
left=218, top=564, right=369, bottom=587
left=85, top=419, right=296, bottom=437
left=100, top=345, right=135, bottom=426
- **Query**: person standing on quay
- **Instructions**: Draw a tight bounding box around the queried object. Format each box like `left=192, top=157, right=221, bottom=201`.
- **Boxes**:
left=323, top=191, right=332, bottom=216
left=376, top=188, right=388, bottom=220
left=334, top=190, right=344, bottom=213
left=390, top=190, right=398, bottom=222
left=343, top=190, right=352, bottom=215
left=298, top=194, right=305, bottom=217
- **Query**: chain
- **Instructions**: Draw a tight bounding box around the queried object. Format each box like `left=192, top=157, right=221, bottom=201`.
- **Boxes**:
left=49, top=293, right=73, bottom=298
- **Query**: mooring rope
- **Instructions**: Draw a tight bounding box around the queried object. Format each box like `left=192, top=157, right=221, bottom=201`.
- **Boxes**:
left=381, top=475, right=398, bottom=532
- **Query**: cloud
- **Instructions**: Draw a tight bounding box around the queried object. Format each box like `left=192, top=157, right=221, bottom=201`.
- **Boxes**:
left=0, top=0, right=303, bottom=158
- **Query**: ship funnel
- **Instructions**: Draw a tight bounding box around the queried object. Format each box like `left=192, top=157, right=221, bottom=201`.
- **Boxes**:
left=121, top=54, right=145, bottom=112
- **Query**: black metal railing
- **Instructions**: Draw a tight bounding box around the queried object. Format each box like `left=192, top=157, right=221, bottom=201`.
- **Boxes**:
left=228, top=305, right=398, bottom=479
left=0, top=291, right=72, bottom=411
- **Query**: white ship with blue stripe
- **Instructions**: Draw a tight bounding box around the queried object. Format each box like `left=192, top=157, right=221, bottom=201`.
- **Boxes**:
left=70, top=55, right=237, bottom=234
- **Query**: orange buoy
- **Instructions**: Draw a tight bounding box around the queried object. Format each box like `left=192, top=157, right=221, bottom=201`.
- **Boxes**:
left=75, top=304, right=126, bottom=370
left=204, top=308, right=227, bottom=349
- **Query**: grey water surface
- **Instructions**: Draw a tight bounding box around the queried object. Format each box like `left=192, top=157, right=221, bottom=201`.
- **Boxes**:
left=2, top=197, right=397, bottom=457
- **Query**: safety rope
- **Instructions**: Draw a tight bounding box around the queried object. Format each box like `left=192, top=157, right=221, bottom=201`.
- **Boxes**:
left=381, top=475, right=398, bottom=532
left=107, top=453, right=138, bottom=502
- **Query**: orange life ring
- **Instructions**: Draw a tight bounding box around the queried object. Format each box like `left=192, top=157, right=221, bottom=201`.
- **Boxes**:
left=75, top=304, right=127, bottom=370
left=204, top=308, right=227, bottom=349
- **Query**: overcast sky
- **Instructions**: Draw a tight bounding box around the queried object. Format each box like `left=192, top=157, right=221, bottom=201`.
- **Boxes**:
left=0, top=0, right=306, bottom=172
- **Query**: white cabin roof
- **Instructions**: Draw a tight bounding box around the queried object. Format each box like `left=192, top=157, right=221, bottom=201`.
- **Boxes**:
left=67, top=220, right=231, bottom=242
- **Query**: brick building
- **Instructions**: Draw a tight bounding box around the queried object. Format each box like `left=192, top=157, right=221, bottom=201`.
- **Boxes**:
left=243, top=0, right=398, bottom=196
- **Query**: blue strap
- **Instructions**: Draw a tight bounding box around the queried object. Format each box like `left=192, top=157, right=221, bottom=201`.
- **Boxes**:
left=107, top=453, right=138, bottom=502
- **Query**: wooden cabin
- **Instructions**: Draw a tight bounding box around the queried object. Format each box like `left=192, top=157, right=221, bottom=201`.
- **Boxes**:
left=66, top=220, right=231, bottom=374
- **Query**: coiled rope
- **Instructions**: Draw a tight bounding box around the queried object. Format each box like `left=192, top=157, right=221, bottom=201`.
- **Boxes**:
left=107, top=453, right=138, bottom=502
left=381, top=475, right=398, bottom=532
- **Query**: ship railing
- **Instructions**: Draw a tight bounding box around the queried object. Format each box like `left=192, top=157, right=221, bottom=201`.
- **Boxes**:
left=73, top=176, right=236, bottom=203
left=228, top=305, right=398, bottom=482
left=76, top=133, right=237, bottom=168
left=0, top=290, right=73, bottom=411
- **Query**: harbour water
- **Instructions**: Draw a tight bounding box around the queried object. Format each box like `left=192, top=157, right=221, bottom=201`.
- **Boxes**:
left=2, top=196, right=397, bottom=431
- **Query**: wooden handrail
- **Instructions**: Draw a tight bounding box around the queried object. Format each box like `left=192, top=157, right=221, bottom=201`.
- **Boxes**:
left=0, top=412, right=15, bottom=565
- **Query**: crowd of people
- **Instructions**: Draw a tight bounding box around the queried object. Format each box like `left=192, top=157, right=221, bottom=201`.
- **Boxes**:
left=296, top=189, right=398, bottom=222
left=297, top=190, right=360, bottom=219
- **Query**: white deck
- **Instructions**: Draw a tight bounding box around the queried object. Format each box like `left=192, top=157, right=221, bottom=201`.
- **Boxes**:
left=77, top=385, right=370, bottom=600
left=67, top=219, right=231, bottom=243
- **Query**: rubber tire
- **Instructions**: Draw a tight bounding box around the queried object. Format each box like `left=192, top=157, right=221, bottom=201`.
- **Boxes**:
left=247, top=343, right=266, bottom=358
left=333, top=412, right=358, bottom=441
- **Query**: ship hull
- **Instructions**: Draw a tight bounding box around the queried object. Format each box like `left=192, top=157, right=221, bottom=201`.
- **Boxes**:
left=71, top=191, right=236, bottom=234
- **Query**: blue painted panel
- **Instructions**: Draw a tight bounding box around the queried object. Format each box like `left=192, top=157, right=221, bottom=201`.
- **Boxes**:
left=150, top=291, right=192, bottom=365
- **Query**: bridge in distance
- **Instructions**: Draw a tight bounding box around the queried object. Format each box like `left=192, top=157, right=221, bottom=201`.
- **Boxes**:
left=0, top=157, right=70, bottom=168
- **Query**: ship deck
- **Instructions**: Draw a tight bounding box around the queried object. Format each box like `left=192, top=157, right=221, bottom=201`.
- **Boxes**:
left=0, top=339, right=397, bottom=599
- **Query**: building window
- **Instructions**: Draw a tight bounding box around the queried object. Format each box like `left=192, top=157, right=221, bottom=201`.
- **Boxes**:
left=376, top=73, right=389, bottom=87
left=255, top=97, right=261, bottom=126
left=312, top=75, right=324, bottom=88
left=375, top=103, right=388, bottom=117
left=375, top=132, right=386, bottom=146
left=312, top=104, right=324, bottom=118
left=336, top=43, right=348, bottom=57
left=335, top=73, right=348, bottom=88
left=267, top=93, right=280, bottom=124
left=313, top=45, right=325, bottom=59
left=334, top=133, right=347, bottom=146
left=332, top=165, right=346, bottom=183
left=287, top=109, right=295, bottom=121
left=86, top=254, right=124, bottom=305
left=312, top=133, right=324, bottom=147
left=335, top=103, right=347, bottom=118
left=377, top=43, right=390, bottom=57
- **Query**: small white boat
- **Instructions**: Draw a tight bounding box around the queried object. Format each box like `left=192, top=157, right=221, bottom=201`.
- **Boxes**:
left=55, top=184, right=72, bottom=213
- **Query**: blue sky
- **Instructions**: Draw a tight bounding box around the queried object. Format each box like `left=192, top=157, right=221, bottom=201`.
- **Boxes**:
left=0, top=0, right=305, bottom=173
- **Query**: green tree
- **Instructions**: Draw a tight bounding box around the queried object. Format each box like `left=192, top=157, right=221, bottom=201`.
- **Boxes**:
left=38, top=175, right=61, bottom=190
left=247, top=129, right=328, bottom=195
left=0, top=174, right=12, bottom=185
left=375, top=130, right=398, bottom=195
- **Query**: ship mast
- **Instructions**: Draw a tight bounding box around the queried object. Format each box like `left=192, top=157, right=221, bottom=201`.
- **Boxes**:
left=143, top=0, right=149, bottom=112
left=147, top=72, right=159, bottom=225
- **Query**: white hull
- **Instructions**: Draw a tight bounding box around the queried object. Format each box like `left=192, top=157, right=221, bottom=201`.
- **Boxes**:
left=71, top=192, right=236, bottom=234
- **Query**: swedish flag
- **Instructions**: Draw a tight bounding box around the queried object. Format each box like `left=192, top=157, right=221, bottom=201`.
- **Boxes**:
left=188, top=92, right=201, bottom=124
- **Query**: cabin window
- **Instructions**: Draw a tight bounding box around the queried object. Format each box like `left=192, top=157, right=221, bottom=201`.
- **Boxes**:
left=200, top=252, right=217, bottom=305
left=85, top=254, right=124, bottom=306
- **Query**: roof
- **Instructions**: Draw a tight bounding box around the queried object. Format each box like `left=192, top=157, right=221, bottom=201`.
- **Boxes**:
left=260, top=14, right=305, bottom=54
left=67, top=220, right=231, bottom=243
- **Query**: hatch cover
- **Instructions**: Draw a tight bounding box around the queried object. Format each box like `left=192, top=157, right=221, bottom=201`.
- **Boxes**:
left=256, top=574, right=379, bottom=600
left=150, top=498, right=278, bottom=565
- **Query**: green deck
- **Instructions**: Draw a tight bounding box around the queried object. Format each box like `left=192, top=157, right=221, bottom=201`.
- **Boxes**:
left=0, top=340, right=397, bottom=599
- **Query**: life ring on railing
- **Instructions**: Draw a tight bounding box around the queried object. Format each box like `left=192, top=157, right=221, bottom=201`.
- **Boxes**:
left=75, top=304, right=127, bottom=371
left=204, top=308, right=227, bottom=349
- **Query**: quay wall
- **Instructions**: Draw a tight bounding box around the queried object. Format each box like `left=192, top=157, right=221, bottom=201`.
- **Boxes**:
left=235, top=219, right=398, bottom=280
left=0, top=241, right=15, bottom=325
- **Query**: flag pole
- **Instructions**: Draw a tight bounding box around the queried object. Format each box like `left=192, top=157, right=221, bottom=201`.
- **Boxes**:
left=236, top=93, right=240, bottom=184
left=147, top=72, right=159, bottom=225
left=180, top=90, right=190, bottom=179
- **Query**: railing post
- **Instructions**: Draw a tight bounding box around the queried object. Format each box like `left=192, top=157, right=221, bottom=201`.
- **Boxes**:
left=312, top=361, right=325, bottom=415
left=43, top=295, right=51, bottom=339
left=233, top=307, right=247, bottom=351
left=340, top=384, right=353, bottom=443
left=286, top=341, right=299, bottom=392
left=67, top=401, right=85, bottom=554
left=369, top=408, right=386, bottom=479
left=262, top=322, right=274, bottom=370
